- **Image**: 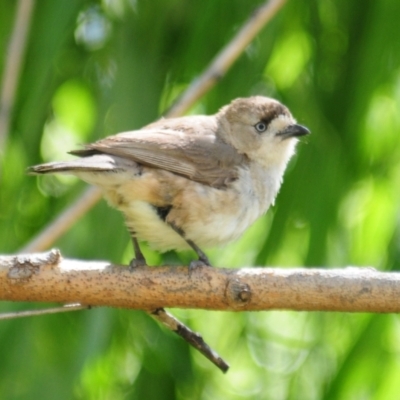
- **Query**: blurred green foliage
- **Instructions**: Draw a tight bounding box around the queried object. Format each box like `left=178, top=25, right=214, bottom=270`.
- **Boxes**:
left=1, top=0, right=400, bottom=399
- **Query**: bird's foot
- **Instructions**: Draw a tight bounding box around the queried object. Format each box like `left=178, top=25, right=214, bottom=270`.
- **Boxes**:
left=129, top=236, right=147, bottom=270
left=129, top=257, right=147, bottom=270
left=188, top=256, right=212, bottom=273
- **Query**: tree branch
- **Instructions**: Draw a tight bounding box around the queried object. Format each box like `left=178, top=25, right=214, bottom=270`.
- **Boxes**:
left=1, top=250, right=232, bottom=372
left=20, top=187, right=102, bottom=253
left=0, top=303, right=88, bottom=320
left=0, top=0, right=35, bottom=150
left=150, top=308, right=229, bottom=373
left=166, top=0, right=287, bottom=118
left=1, top=250, right=399, bottom=313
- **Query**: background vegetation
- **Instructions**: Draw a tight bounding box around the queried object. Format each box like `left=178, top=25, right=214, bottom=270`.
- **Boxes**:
left=1, top=0, right=400, bottom=399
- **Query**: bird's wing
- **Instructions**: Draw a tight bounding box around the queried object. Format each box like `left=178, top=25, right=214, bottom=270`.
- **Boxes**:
left=70, top=128, right=247, bottom=188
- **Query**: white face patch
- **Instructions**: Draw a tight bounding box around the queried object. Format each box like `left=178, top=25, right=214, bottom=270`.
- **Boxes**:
left=247, top=114, right=298, bottom=168
left=267, top=114, right=296, bottom=135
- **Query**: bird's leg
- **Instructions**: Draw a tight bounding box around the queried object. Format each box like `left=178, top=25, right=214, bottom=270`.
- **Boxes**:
left=184, top=238, right=211, bottom=268
left=129, top=236, right=147, bottom=269
left=168, top=221, right=211, bottom=269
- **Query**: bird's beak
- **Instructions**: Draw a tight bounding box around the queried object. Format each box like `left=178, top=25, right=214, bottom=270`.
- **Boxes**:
left=277, top=124, right=310, bottom=139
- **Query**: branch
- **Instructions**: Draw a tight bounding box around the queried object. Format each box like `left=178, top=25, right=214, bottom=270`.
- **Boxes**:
left=166, top=0, right=287, bottom=118
left=1, top=250, right=230, bottom=372
left=0, top=303, right=88, bottom=320
left=20, top=187, right=102, bottom=253
left=21, top=0, right=286, bottom=253
left=0, top=0, right=35, bottom=150
left=1, top=251, right=399, bottom=313
left=150, top=308, right=229, bottom=373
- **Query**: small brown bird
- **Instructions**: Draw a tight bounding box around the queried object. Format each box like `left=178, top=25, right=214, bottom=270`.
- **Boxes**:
left=29, top=96, right=309, bottom=268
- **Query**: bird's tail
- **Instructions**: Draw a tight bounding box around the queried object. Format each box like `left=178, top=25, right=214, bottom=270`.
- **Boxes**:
left=27, top=154, right=117, bottom=175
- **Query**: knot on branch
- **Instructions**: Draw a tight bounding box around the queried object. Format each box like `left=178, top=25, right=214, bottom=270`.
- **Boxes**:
left=226, top=278, right=252, bottom=308
left=7, top=249, right=61, bottom=283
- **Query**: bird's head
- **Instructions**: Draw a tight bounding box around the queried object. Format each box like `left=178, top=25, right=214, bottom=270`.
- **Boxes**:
left=217, top=96, right=310, bottom=168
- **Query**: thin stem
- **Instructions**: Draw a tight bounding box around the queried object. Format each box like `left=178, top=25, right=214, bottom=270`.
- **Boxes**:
left=151, top=308, right=229, bottom=373
left=0, top=0, right=35, bottom=150
left=0, top=303, right=89, bottom=321
left=20, top=186, right=102, bottom=253
left=165, top=0, right=287, bottom=118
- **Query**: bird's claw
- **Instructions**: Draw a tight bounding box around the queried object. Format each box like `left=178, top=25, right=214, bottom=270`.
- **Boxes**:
left=188, top=259, right=211, bottom=273
left=129, top=258, right=147, bottom=270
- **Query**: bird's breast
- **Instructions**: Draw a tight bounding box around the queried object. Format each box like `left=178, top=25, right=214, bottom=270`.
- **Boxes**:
left=100, top=164, right=282, bottom=251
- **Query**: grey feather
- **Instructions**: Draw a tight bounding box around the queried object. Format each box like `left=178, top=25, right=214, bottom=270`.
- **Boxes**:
left=69, top=127, right=248, bottom=188
left=27, top=155, right=120, bottom=174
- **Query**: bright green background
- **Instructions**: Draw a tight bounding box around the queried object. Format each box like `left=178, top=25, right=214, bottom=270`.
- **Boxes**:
left=1, top=0, right=400, bottom=399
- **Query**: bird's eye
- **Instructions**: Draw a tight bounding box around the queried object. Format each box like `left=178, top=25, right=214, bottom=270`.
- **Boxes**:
left=255, top=121, right=267, bottom=133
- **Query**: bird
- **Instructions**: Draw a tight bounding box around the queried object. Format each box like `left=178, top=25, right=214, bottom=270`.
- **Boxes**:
left=28, top=96, right=310, bottom=268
